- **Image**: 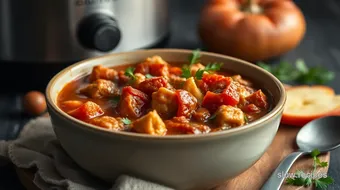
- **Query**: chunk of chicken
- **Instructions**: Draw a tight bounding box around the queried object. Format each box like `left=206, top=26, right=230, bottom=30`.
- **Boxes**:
left=183, top=77, right=203, bottom=103
left=80, top=79, right=119, bottom=99
left=89, top=116, right=125, bottom=130
left=152, top=87, right=178, bottom=119
left=131, top=110, right=167, bottom=136
left=169, top=74, right=186, bottom=89
left=214, top=105, right=245, bottom=128
left=89, top=65, right=118, bottom=82
left=135, top=56, right=169, bottom=77
left=118, top=70, right=130, bottom=84
left=232, top=75, right=252, bottom=87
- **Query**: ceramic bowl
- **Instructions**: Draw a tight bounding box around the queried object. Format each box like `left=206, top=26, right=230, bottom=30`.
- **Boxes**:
left=46, top=49, right=286, bottom=190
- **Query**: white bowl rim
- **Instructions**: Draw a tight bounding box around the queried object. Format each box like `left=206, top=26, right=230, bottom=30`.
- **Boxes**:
left=46, top=48, right=286, bottom=140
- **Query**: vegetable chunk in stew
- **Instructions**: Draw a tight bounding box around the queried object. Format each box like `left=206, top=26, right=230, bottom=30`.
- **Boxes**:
left=57, top=50, right=270, bottom=136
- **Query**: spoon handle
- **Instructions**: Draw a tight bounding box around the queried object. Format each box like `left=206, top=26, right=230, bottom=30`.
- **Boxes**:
left=261, top=151, right=306, bottom=190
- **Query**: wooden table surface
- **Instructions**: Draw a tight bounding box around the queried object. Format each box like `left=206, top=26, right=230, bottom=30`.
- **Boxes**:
left=1, top=0, right=340, bottom=189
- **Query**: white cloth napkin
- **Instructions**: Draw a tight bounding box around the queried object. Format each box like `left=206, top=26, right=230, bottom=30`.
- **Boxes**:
left=0, top=116, right=175, bottom=190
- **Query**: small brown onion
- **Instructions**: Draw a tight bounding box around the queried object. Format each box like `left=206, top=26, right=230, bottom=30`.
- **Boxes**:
left=23, top=91, right=47, bottom=116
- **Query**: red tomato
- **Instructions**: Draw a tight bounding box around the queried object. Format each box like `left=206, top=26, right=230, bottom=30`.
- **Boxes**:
left=246, top=90, right=268, bottom=109
left=123, top=86, right=149, bottom=102
left=175, top=90, right=198, bottom=118
left=201, top=91, right=224, bottom=113
left=202, top=74, right=232, bottom=92
left=119, top=86, right=149, bottom=118
left=137, top=77, right=168, bottom=95
left=68, top=101, right=104, bottom=121
left=220, top=81, right=239, bottom=106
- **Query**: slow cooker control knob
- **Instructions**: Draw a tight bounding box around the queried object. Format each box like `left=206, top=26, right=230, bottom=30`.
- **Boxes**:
left=77, top=14, right=121, bottom=52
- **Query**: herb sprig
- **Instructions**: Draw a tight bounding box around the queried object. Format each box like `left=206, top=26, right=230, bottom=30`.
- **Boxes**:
left=189, top=49, right=201, bottom=66
left=145, top=74, right=154, bottom=79
left=257, top=59, right=335, bottom=84
left=285, top=148, right=333, bottom=189
left=181, top=49, right=201, bottom=78
left=181, top=49, right=223, bottom=79
left=124, top=67, right=136, bottom=80
left=121, top=118, right=132, bottom=125
left=195, top=62, right=223, bottom=80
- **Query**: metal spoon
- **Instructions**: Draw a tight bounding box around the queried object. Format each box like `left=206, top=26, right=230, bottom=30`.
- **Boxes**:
left=261, top=116, right=340, bottom=190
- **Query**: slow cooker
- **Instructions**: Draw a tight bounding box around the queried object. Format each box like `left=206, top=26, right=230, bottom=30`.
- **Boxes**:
left=0, top=0, right=169, bottom=63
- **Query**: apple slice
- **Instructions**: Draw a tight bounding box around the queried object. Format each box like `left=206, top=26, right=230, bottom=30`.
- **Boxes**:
left=281, top=86, right=340, bottom=127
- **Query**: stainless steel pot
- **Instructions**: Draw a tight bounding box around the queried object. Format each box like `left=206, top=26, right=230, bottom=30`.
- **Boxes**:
left=0, top=0, right=169, bottom=63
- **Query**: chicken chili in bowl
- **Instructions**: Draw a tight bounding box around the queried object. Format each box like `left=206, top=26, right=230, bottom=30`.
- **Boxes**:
left=57, top=50, right=270, bottom=135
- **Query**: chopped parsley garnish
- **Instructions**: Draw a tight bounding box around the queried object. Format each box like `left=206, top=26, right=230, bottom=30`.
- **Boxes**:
left=189, top=49, right=201, bottom=66
left=121, top=118, right=132, bottom=125
left=124, top=67, right=136, bottom=80
left=145, top=74, right=154, bottom=79
left=195, top=62, right=223, bottom=80
left=181, top=49, right=223, bottom=79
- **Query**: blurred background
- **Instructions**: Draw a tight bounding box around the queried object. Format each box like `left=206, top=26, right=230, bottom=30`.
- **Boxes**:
left=0, top=0, right=339, bottom=93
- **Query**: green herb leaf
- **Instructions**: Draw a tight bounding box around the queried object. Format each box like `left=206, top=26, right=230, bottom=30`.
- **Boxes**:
left=195, top=69, right=205, bottom=80
left=121, top=118, right=132, bottom=125
left=124, top=67, right=136, bottom=80
left=305, top=177, right=313, bottom=187
left=195, top=62, right=223, bottom=80
left=145, top=74, right=153, bottom=79
left=315, top=177, right=334, bottom=189
left=315, top=157, right=328, bottom=167
left=181, top=66, right=192, bottom=79
left=286, top=170, right=310, bottom=187
left=311, top=149, right=321, bottom=157
left=257, top=59, right=335, bottom=84
left=189, top=49, right=201, bottom=66
left=244, top=115, right=248, bottom=123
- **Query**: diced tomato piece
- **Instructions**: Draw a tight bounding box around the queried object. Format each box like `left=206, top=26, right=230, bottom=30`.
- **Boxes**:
left=202, top=74, right=232, bottom=92
left=123, top=86, right=149, bottom=102
left=243, top=104, right=260, bottom=113
left=246, top=90, right=268, bottom=109
left=220, top=81, right=239, bottom=106
left=137, top=77, right=168, bottom=95
left=192, top=108, right=211, bottom=123
left=169, top=66, right=182, bottom=76
left=119, top=86, right=149, bottom=118
left=175, top=90, right=198, bottom=118
left=197, top=80, right=209, bottom=94
left=202, top=91, right=224, bottom=113
left=68, top=101, right=104, bottom=121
